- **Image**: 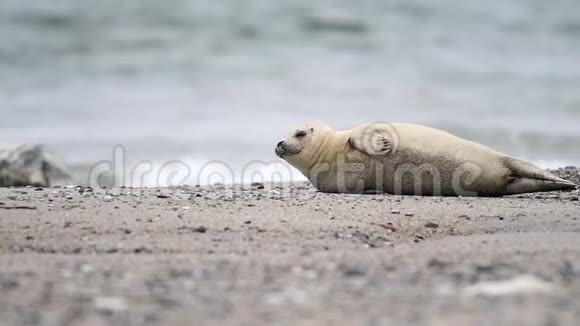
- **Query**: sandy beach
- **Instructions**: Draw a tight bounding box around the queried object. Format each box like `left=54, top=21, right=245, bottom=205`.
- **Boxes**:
left=2, top=1, right=580, bottom=325
left=1, top=169, right=579, bottom=325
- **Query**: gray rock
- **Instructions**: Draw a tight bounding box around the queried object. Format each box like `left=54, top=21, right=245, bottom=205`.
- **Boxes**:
left=0, top=144, right=70, bottom=187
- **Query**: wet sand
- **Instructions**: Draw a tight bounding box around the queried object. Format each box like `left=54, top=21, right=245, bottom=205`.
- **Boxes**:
left=1, top=169, right=579, bottom=325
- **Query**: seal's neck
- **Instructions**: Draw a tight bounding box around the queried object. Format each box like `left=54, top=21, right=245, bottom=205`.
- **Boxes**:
left=308, top=130, right=348, bottom=169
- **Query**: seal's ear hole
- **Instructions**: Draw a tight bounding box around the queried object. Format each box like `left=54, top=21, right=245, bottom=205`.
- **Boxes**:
left=310, top=128, right=314, bottom=132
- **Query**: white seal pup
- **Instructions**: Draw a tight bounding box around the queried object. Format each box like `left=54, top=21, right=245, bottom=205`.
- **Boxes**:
left=275, top=123, right=577, bottom=197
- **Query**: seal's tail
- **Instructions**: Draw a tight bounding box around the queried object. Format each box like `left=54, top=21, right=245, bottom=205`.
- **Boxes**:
left=504, top=158, right=577, bottom=195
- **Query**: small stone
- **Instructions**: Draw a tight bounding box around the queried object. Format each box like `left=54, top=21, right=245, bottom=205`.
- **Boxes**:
left=133, top=247, right=153, bottom=254
left=342, top=266, right=366, bottom=278
left=1, top=279, right=19, bottom=290
left=404, top=212, right=415, bottom=217
left=80, top=264, right=94, bottom=273
left=251, top=182, right=265, bottom=190
left=156, top=194, right=170, bottom=199
left=391, top=209, right=400, bottom=215
left=103, top=196, right=113, bottom=202
left=192, top=226, right=207, bottom=233
left=378, top=224, right=397, bottom=232
left=94, top=296, right=128, bottom=312
left=424, top=222, right=439, bottom=229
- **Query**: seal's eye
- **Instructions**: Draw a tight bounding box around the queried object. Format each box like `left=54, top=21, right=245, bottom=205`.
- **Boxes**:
left=295, top=131, right=307, bottom=139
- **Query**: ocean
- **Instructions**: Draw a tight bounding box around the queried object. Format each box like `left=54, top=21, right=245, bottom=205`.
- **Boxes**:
left=1, top=0, right=579, bottom=186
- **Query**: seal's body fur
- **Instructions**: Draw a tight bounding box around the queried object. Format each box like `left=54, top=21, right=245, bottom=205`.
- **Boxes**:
left=277, top=123, right=576, bottom=197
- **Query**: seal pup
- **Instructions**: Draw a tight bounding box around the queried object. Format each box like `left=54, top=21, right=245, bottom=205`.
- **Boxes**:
left=275, top=123, right=577, bottom=197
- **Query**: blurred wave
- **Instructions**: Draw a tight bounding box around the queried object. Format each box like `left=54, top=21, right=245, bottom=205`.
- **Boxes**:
left=0, top=0, right=579, bottom=184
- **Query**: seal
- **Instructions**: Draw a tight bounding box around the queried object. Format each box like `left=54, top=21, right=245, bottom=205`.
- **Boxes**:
left=275, top=123, right=577, bottom=196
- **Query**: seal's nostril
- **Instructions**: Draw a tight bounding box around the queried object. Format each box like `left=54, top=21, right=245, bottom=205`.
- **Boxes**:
left=277, top=141, right=284, bottom=148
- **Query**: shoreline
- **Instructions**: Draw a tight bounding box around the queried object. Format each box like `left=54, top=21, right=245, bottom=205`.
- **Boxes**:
left=0, top=169, right=579, bottom=325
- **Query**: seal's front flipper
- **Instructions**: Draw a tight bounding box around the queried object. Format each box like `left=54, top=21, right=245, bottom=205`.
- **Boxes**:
left=348, top=124, right=394, bottom=156
left=505, top=158, right=577, bottom=194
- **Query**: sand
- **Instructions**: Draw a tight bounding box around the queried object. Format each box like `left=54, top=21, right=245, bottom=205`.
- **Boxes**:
left=1, top=170, right=579, bottom=325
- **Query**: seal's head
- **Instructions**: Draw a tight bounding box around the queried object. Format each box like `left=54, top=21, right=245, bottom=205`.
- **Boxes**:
left=275, top=123, right=334, bottom=168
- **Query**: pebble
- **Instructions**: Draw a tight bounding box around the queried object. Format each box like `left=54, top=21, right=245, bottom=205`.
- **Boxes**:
left=103, top=196, right=113, bottom=202
left=193, top=226, right=207, bottom=233
left=342, top=266, right=366, bottom=278
left=251, top=182, right=265, bottom=190
left=391, top=209, right=400, bottom=215
left=404, top=212, right=415, bottom=217
left=424, top=222, right=439, bottom=229
left=378, top=224, right=397, bottom=232
left=94, top=296, right=128, bottom=312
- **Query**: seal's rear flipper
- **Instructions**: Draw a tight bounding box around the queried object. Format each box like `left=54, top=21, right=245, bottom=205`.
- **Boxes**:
left=506, top=177, right=577, bottom=195
left=505, top=158, right=577, bottom=195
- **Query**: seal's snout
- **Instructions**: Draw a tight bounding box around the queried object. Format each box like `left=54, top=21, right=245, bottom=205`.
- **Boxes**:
left=275, top=140, right=286, bottom=157
left=275, top=138, right=303, bottom=158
